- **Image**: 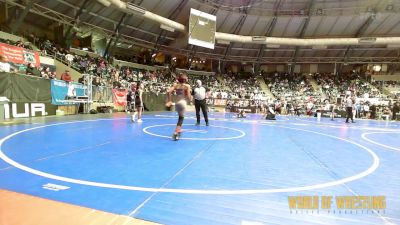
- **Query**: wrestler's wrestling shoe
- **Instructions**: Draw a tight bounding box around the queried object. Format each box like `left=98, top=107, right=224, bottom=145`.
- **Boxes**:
left=172, top=132, right=181, bottom=141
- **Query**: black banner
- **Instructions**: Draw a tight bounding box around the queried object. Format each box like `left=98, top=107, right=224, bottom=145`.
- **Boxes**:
left=0, top=72, right=51, bottom=103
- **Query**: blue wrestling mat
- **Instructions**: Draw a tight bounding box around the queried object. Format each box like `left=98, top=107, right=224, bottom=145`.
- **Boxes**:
left=0, top=112, right=399, bottom=225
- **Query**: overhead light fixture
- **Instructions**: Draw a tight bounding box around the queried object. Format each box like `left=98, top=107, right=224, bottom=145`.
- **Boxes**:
left=160, top=24, right=175, bottom=32
left=372, top=65, right=381, bottom=72
left=126, top=3, right=146, bottom=15
left=252, top=36, right=266, bottom=42
left=358, top=37, right=376, bottom=44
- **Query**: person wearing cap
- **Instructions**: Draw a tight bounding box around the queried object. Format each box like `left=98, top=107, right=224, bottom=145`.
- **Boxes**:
left=193, top=79, right=209, bottom=126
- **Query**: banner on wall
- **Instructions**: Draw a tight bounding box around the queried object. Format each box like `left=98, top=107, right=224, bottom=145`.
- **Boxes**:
left=112, top=89, right=127, bottom=107
left=51, top=80, right=86, bottom=105
left=230, top=106, right=257, bottom=113
left=3, top=102, right=58, bottom=119
left=213, top=99, right=227, bottom=106
left=0, top=72, right=51, bottom=103
left=0, top=43, right=40, bottom=67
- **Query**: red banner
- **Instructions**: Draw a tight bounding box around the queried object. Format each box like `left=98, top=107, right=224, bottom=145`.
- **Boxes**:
left=0, top=43, right=40, bottom=67
left=112, top=89, right=127, bottom=107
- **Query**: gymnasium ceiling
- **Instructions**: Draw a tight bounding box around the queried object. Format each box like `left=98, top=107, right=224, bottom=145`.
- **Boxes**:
left=4, top=0, right=400, bottom=63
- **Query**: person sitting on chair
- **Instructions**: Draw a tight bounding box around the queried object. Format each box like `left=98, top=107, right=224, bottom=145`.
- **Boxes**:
left=237, top=109, right=246, bottom=118
left=382, top=107, right=392, bottom=121
left=265, top=105, right=276, bottom=120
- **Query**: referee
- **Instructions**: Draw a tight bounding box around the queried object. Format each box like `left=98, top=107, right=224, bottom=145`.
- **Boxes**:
left=193, top=80, right=209, bottom=126
left=345, top=95, right=355, bottom=123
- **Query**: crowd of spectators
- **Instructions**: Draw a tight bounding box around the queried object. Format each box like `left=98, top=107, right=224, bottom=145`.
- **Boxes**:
left=372, top=80, right=400, bottom=99
left=262, top=72, right=321, bottom=115
left=0, top=37, right=33, bottom=50
left=1, top=33, right=399, bottom=120
left=314, top=73, right=382, bottom=99
left=256, top=72, right=400, bottom=120
left=0, top=36, right=57, bottom=78
left=24, top=63, right=57, bottom=79
left=265, top=72, right=317, bottom=100
left=225, top=74, right=265, bottom=100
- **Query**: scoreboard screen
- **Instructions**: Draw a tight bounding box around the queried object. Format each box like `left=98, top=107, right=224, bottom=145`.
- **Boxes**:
left=188, top=8, right=216, bottom=49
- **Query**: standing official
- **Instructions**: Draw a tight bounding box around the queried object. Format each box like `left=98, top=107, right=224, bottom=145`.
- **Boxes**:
left=345, top=95, right=355, bottom=123
left=193, top=80, right=209, bottom=126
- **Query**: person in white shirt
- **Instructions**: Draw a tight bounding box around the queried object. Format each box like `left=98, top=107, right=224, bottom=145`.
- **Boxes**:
left=0, top=55, right=11, bottom=73
left=345, top=95, right=355, bottom=123
left=364, top=103, right=370, bottom=118
left=193, top=80, right=209, bottom=126
left=65, top=53, right=74, bottom=65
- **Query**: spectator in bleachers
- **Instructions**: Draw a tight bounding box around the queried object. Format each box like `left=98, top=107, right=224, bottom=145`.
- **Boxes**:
left=25, top=63, right=34, bottom=75
left=26, top=63, right=40, bottom=76
left=393, top=101, right=400, bottom=120
left=61, top=70, right=72, bottom=82
left=0, top=55, right=11, bottom=72
left=49, top=71, right=57, bottom=79
left=65, top=53, right=74, bottom=65
left=40, top=67, right=51, bottom=79
left=15, top=40, right=24, bottom=48
left=92, top=76, right=102, bottom=86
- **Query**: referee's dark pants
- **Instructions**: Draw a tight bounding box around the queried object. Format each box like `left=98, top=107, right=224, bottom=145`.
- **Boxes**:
left=195, top=99, right=208, bottom=124
left=346, top=107, right=354, bottom=123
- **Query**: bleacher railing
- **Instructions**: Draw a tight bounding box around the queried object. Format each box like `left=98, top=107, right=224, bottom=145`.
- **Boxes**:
left=92, top=85, right=113, bottom=103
